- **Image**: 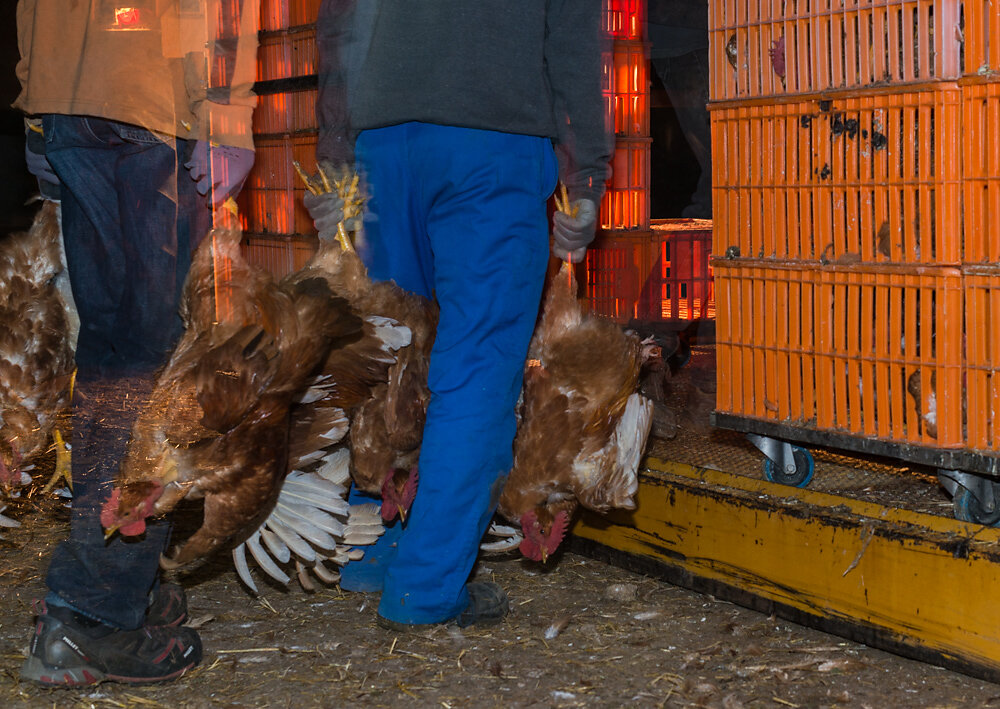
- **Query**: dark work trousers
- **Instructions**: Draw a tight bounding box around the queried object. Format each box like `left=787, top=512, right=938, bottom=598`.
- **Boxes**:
left=41, top=114, right=210, bottom=629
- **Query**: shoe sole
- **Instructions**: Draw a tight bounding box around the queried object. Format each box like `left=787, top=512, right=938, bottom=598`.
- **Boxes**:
left=21, top=654, right=195, bottom=687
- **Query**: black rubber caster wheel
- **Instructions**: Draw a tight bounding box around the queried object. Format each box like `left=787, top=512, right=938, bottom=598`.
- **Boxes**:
left=953, top=484, right=1000, bottom=526
left=763, top=446, right=814, bottom=488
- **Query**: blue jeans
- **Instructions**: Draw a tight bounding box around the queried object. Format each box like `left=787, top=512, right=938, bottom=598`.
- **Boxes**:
left=354, top=122, right=557, bottom=624
left=41, top=115, right=210, bottom=629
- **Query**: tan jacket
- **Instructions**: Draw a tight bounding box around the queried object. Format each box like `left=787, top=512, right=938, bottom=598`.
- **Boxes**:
left=15, top=0, right=259, bottom=149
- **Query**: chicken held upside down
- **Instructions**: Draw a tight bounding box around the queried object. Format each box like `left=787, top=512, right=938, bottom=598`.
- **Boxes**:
left=102, top=206, right=364, bottom=566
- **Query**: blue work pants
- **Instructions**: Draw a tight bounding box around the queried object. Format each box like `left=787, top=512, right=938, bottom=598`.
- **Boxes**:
left=353, top=122, right=556, bottom=624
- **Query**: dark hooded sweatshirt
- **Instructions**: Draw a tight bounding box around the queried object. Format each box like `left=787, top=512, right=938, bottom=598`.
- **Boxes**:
left=315, top=0, right=612, bottom=205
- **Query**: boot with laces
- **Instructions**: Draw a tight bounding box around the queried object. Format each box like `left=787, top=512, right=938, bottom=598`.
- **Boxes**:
left=20, top=600, right=201, bottom=687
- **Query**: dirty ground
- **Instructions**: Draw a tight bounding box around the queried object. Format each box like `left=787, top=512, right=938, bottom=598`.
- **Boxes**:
left=3, top=346, right=1000, bottom=707
left=1, top=480, right=999, bottom=709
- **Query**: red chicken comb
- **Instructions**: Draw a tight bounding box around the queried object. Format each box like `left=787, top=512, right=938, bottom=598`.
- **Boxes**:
left=100, top=488, right=123, bottom=530
left=380, top=467, right=419, bottom=522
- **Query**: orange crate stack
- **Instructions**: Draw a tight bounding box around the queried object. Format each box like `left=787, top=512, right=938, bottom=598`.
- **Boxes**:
left=706, top=0, right=1000, bottom=465
left=711, top=84, right=963, bottom=265
left=709, top=0, right=963, bottom=102
left=239, top=0, right=323, bottom=276
left=588, top=1, right=657, bottom=320
left=714, top=262, right=964, bottom=448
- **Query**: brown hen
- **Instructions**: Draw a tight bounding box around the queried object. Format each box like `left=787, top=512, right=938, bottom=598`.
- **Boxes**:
left=492, top=195, right=659, bottom=562
left=0, top=200, right=76, bottom=496
left=102, top=206, right=363, bottom=566
left=296, top=165, right=438, bottom=522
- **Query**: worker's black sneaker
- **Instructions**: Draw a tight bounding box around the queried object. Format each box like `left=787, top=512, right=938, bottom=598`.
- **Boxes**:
left=146, top=583, right=187, bottom=627
left=376, top=581, right=510, bottom=632
left=456, top=581, right=509, bottom=628
left=20, top=600, right=201, bottom=687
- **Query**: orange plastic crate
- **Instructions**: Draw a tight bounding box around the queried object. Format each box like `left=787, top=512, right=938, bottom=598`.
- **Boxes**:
left=708, top=0, right=962, bottom=101
left=963, top=269, right=1000, bottom=452
left=606, top=0, right=645, bottom=40
left=240, top=133, right=318, bottom=235
left=608, top=40, right=649, bottom=138
left=714, top=261, right=964, bottom=448
left=257, top=28, right=317, bottom=82
left=259, top=0, right=322, bottom=31
left=962, top=80, right=1000, bottom=263
left=710, top=84, right=962, bottom=265
left=601, top=137, right=651, bottom=232
left=253, top=90, right=319, bottom=134
left=964, top=0, right=1000, bottom=74
left=242, top=235, right=318, bottom=279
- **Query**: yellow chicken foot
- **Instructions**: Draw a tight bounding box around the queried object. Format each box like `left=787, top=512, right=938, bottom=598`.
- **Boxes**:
left=41, top=428, right=72, bottom=495
left=292, top=161, right=322, bottom=196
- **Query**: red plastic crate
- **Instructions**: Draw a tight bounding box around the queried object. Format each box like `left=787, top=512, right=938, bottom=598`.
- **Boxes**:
left=586, top=232, right=652, bottom=322
left=606, top=0, right=645, bottom=40
left=708, top=0, right=963, bottom=101
left=601, top=137, right=651, bottom=232
left=714, top=261, right=964, bottom=448
left=240, top=133, right=318, bottom=235
left=710, top=84, right=963, bottom=265
left=586, top=221, right=716, bottom=324
left=643, top=220, right=715, bottom=322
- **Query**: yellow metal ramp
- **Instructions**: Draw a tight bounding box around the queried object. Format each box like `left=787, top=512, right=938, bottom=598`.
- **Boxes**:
left=571, top=454, right=1000, bottom=682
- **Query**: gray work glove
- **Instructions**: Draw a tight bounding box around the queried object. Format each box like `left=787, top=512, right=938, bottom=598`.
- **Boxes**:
left=302, top=189, right=362, bottom=239
left=184, top=141, right=255, bottom=207
left=25, top=122, right=57, bottom=177
left=552, top=198, right=598, bottom=264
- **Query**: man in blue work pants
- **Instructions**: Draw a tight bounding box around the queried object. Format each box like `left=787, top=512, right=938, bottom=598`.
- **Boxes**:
left=311, top=1, right=610, bottom=629
left=345, top=123, right=557, bottom=625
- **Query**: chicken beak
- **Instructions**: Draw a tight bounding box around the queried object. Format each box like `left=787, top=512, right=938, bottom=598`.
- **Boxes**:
left=540, top=547, right=549, bottom=564
left=396, top=504, right=407, bottom=524
left=103, top=524, right=120, bottom=541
